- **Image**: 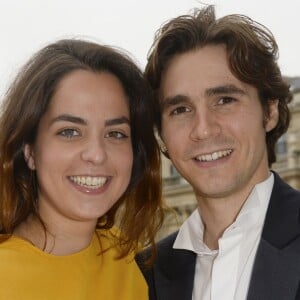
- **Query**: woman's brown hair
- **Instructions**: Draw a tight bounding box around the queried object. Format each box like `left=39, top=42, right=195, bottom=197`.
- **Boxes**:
left=0, top=39, right=163, bottom=259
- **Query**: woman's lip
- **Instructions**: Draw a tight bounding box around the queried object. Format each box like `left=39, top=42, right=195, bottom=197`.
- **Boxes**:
left=68, top=176, right=111, bottom=195
left=69, top=175, right=109, bottom=188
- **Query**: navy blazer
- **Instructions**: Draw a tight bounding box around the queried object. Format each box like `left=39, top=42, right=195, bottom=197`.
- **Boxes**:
left=137, top=173, right=300, bottom=300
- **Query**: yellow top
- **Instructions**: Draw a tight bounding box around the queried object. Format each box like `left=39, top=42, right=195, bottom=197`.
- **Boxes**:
left=0, top=228, right=147, bottom=300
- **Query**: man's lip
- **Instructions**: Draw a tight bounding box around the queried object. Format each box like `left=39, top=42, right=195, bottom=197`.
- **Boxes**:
left=194, top=149, right=233, bottom=162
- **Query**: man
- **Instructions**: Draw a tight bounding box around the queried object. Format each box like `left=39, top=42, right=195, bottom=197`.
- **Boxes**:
left=138, top=5, right=300, bottom=300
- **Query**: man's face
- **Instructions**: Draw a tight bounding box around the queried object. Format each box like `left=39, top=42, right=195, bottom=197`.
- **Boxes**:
left=159, top=45, right=278, bottom=201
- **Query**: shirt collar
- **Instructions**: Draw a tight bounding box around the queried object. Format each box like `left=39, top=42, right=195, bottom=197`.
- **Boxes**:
left=173, top=173, right=274, bottom=254
left=233, top=172, right=274, bottom=230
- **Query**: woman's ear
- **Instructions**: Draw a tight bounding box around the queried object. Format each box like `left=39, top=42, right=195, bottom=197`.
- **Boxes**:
left=24, top=144, right=36, bottom=170
left=265, top=99, right=279, bottom=132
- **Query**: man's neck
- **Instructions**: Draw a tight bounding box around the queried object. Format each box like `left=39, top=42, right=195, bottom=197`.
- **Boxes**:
left=198, top=190, right=252, bottom=250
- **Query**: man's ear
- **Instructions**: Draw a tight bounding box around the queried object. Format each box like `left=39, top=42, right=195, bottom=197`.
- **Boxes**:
left=23, top=144, right=36, bottom=170
left=156, top=134, right=170, bottom=159
left=265, top=99, right=279, bottom=132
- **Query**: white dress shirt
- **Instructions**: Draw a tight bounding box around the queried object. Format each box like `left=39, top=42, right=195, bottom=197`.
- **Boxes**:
left=173, top=173, right=274, bottom=300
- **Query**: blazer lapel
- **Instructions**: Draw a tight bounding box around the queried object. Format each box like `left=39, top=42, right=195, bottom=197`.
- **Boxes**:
left=153, top=247, right=196, bottom=300
left=137, top=231, right=196, bottom=300
left=247, top=172, right=300, bottom=300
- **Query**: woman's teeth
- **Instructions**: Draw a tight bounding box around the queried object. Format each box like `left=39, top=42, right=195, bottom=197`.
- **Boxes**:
left=69, top=176, right=107, bottom=189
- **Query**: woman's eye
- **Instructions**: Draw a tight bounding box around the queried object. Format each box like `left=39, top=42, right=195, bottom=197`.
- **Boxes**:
left=171, top=106, right=190, bottom=115
left=106, top=131, right=128, bottom=139
left=58, top=128, right=80, bottom=138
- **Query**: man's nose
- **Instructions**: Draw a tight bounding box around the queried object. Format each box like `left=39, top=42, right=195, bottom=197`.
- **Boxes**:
left=189, top=108, right=221, bottom=141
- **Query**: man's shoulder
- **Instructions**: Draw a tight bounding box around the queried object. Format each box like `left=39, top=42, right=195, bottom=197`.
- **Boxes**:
left=156, top=231, right=179, bottom=252
left=136, top=231, right=179, bottom=263
left=262, top=172, right=300, bottom=249
left=155, top=231, right=196, bottom=268
left=272, top=171, right=300, bottom=202
left=136, top=230, right=196, bottom=275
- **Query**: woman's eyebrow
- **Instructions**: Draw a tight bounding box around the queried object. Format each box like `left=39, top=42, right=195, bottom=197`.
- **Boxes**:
left=50, top=114, right=130, bottom=126
left=50, top=114, right=87, bottom=125
left=105, top=116, right=130, bottom=127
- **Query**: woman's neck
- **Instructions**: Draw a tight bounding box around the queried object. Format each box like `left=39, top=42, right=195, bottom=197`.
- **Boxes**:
left=13, top=214, right=96, bottom=255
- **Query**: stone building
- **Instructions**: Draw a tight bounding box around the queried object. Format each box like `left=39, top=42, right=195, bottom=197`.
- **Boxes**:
left=157, top=77, right=300, bottom=240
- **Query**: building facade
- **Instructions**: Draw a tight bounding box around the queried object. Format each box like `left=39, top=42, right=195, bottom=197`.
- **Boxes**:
left=157, top=77, right=300, bottom=240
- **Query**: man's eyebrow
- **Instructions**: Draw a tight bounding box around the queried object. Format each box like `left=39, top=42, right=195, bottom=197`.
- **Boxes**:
left=105, top=116, right=130, bottom=127
left=161, top=94, right=189, bottom=111
left=206, top=84, right=246, bottom=97
left=50, top=114, right=87, bottom=125
left=160, top=84, right=245, bottom=110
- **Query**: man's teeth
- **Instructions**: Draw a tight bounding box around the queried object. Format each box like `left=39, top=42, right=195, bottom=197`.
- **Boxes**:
left=196, top=149, right=233, bottom=162
left=69, top=176, right=107, bottom=189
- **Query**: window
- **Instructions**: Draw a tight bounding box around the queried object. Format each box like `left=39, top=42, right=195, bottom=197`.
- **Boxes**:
left=170, top=164, right=180, bottom=177
left=275, top=134, right=287, bottom=155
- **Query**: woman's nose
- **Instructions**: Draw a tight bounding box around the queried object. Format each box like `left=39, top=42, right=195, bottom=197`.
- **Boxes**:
left=80, top=138, right=107, bottom=164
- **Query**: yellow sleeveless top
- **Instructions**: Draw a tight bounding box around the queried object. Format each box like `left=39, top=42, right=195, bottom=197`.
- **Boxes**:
left=0, top=228, right=147, bottom=300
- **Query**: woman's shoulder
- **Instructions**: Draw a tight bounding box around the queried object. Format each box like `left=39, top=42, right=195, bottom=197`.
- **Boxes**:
left=95, top=227, right=137, bottom=259
left=0, top=235, right=37, bottom=263
left=95, top=226, right=121, bottom=242
left=0, top=235, right=31, bottom=249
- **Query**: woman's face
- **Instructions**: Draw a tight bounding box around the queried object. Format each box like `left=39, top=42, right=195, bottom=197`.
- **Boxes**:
left=24, top=70, right=133, bottom=228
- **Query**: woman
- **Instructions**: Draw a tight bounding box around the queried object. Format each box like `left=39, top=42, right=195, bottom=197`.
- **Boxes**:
left=0, top=39, right=163, bottom=299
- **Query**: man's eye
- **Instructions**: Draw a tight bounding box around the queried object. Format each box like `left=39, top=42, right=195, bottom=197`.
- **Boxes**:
left=106, top=131, right=128, bottom=139
left=218, top=97, right=236, bottom=105
left=171, top=106, right=190, bottom=115
left=58, top=128, right=80, bottom=138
